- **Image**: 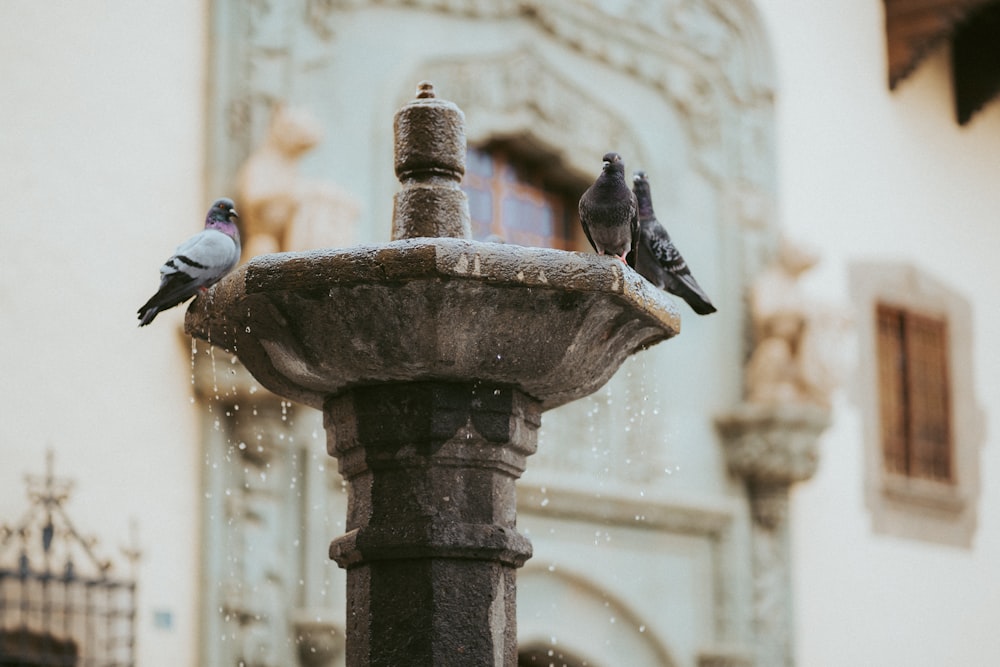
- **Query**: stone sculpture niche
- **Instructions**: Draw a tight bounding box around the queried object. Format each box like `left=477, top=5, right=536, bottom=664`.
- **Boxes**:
left=187, top=82, right=681, bottom=667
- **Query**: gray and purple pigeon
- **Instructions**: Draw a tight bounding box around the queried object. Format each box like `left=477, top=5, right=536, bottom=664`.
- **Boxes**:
left=632, top=172, right=716, bottom=315
left=579, top=152, right=640, bottom=267
left=137, top=198, right=241, bottom=326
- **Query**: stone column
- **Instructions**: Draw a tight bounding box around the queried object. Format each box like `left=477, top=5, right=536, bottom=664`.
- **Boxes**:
left=326, top=383, right=537, bottom=666
left=329, top=84, right=529, bottom=666
left=715, top=403, right=830, bottom=667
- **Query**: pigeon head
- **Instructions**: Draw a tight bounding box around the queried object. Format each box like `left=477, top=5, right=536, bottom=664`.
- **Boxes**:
left=205, top=198, right=240, bottom=231
left=632, top=171, right=655, bottom=220
left=600, top=152, right=626, bottom=178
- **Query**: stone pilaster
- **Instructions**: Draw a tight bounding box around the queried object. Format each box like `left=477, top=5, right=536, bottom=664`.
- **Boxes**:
left=715, top=403, right=830, bottom=667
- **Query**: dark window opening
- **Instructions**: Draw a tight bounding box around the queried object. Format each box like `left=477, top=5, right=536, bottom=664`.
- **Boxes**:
left=463, top=145, right=586, bottom=251
left=876, top=303, right=953, bottom=482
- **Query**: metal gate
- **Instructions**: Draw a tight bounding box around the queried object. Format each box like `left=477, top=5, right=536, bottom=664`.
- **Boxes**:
left=0, top=453, right=138, bottom=667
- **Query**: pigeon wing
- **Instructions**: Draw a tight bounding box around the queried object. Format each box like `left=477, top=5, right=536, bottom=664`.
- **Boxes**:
left=625, top=191, right=640, bottom=269
left=138, top=230, right=239, bottom=326
left=646, top=222, right=717, bottom=315
left=159, top=229, right=239, bottom=285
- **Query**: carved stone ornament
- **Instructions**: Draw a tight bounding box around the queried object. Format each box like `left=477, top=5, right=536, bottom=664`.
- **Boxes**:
left=413, top=49, right=646, bottom=183
left=236, top=105, right=361, bottom=260
left=744, top=237, right=851, bottom=408
left=209, top=0, right=775, bottom=210
left=715, top=402, right=830, bottom=489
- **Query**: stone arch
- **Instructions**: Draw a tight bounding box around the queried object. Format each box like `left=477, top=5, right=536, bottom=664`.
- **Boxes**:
left=518, top=565, right=679, bottom=667
left=411, top=48, right=650, bottom=185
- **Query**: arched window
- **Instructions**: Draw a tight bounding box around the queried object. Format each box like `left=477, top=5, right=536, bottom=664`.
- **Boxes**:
left=463, top=146, right=585, bottom=251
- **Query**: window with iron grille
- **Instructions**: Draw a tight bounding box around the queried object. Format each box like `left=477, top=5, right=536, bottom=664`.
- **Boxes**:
left=853, top=260, right=981, bottom=548
left=875, top=304, right=953, bottom=483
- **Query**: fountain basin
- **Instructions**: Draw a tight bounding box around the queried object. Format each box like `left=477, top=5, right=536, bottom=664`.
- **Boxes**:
left=185, top=237, right=680, bottom=411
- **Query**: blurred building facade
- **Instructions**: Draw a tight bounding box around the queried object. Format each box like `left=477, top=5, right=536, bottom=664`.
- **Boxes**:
left=1, top=1, right=998, bottom=666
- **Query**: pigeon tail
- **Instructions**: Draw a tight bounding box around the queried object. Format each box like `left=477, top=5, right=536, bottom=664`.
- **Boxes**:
left=670, top=277, right=717, bottom=315
left=137, top=305, right=160, bottom=327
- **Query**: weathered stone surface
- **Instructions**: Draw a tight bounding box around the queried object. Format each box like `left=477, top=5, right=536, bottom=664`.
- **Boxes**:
left=326, top=383, right=535, bottom=666
left=392, top=82, right=471, bottom=240
left=715, top=402, right=831, bottom=667
left=715, top=402, right=830, bottom=486
left=185, top=238, right=680, bottom=412
left=185, top=83, right=683, bottom=667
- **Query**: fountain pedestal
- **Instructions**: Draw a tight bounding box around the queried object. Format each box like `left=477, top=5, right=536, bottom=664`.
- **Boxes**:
left=327, top=383, right=537, bottom=665
left=186, top=83, right=680, bottom=666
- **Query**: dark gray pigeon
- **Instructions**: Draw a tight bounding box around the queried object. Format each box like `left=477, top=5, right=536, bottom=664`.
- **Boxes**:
left=632, top=172, right=716, bottom=315
left=137, top=198, right=241, bottom=326
left=579, top=152, right=639, bottom=267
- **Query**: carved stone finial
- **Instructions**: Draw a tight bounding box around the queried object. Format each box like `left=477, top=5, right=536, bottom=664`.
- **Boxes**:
left=391, top=82, right=471, bottom=240
left=415, top=80, right=436, bottom=99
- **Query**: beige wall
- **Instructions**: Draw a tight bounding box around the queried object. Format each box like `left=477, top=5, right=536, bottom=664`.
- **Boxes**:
left=756, top=1, right=1000, bottom=665
left=0, top=1, right=208, bottom=665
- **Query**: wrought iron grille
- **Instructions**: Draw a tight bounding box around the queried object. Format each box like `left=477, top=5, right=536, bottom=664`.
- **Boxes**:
left=0, top=453, right=139, bottom=667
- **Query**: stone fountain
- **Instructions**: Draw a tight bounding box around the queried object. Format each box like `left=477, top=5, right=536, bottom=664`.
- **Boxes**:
left=186, top=82, right=680, bottom=666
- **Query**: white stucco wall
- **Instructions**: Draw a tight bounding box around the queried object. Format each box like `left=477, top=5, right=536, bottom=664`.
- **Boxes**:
left=755, top=1, right=1000, bottom=665
left=0, top=2, right=207, bottom=665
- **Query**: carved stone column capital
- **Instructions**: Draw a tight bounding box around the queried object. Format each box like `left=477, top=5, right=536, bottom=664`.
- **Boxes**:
left=715, top=403, right=830, bottom=488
